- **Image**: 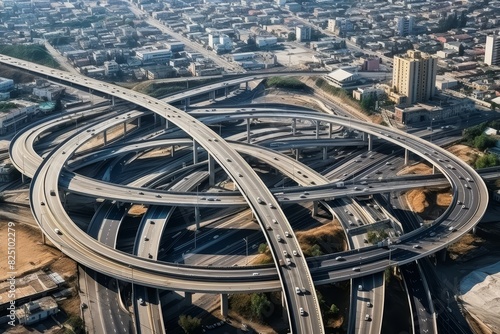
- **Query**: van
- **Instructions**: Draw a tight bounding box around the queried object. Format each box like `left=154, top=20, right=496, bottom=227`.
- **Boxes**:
left=358, top=285, right=363, bottom=291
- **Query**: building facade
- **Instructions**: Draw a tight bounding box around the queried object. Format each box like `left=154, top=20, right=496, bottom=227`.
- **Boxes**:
left=296, top=25, right=311, bottom=42
left=485, top=34, right=500, bottom=66
left=391, top=50, right=437, bottom=107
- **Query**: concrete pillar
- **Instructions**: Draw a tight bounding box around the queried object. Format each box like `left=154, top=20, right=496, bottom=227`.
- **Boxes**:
left=154, top=113, right=157, bottom=125
left=312, top=201, right=319, bottom=217
left=472, top=226, right=477, bottom=235
left=281, top=292, right=288, bottom=323
left=171, top=145, right=175, bottom=157
left=208, top=155, right=215, bottom=186
left=103, top=129, right=108, bottom=145
left=195, top=206, right=200, bottom=230
left=329, top=123, right=333, bottom=139
left=111, top=96, right=115, bottom=106
left=210, top=91, right=216, bottom=101
left=224, top=87, right=228, bottom=98
left=404, top=149, right=409, bottom=165
left=432, top=165, right=436, bottom=174
left=193, top=140, right=198, bottom=164
left=184, top=292, right=193, bottom=306
left=247, top=119, right=251, bottom=144
left=123, top=122, right=127, bottom=135
left=245, top=82, right=249, bottom=90
left=292, top=118, right=296, bottom=136
left=323, top=147, right=327, bottom=160
left=362, top=132, right=366, bottom=141
left=41, top=232, right=46, bottom=245
left=315, top=121, right=320, bottom=139
left=295, top=149, right=300, bottom=161
left=185, top=97, right=190, bottom=107
left=220, top=294, right=228, bottom=318
left=165, top=120, right=169, bottom=129
left=137, top=116, right=141, bottom=128
left=439, top=248, right=447, bottom=263
left=368, top=134, right=372, bottom=151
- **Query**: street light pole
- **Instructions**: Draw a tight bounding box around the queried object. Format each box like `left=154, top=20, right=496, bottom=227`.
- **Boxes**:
left=243, top=238, right=248, bottom=264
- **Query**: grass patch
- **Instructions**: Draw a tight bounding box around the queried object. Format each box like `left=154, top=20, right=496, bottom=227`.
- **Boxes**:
left=0, top=44, right=60, bottom=68
left=0, top=102, right=18, bottom=113
left=296, top=221, right=346, bottom=257
left=265, top=76, right=307, bottom=90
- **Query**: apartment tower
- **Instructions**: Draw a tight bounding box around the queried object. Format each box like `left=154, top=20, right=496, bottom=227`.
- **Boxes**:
left=485, top=34, right=500, bottom=66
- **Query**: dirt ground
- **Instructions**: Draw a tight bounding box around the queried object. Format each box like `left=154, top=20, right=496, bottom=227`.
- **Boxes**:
left=447, top=144, right=483, bottom=165
left=398, top=162, right=433, bottom=176
left=404, top=187, right=452, bottom=219
left=0, top=220, right=80, bottom=318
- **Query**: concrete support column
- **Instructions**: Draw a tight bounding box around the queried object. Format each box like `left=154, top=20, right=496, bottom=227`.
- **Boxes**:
left=165, top=119, right=169, bottom=129
left=312, top=201, right=319, bottom=217
left=185, top=97, right=190, bottom=107
left=323, top=147, right=327, bottom=160
left=295, top=149, right=300, bottom=161
left=193, top=140, right=198, bottom=164
left=137, top=116, right=141, bottom=128
left=439, top=248, right=447, bottom=263
left=247, top=119, right=251, bottom=144
left=329, top=123, right=333, bottom=138
left=111, top=96, right=115, bottom=106
left=220, top=294, right=228, bottom=318
left=154, top=113, right=157, bottom=125
left=368, top=134, right=372, bottom=151
left=315, top=121, right=320, bottom=139
left=472, top=226, right=477, bottom=235
left=362, top=132, right=366, bottom=141
left=123, top=122, right=127, bottom=136
left=208, top=155, right=215, bottom=186
left=103, top=129, right=108, bottom=145
left=209, top=91, right=216, bottom=101
left=171, top=145, right=175, bottom=157
left=432, top=165, right=436, bottom=174
left=224, top=87, right=228, bottom=98
left=184, top=292, right=193, bottom=306
left=404, top=149, right=409, bottom=165
left=195, top=206, right=200, bottom=230
left=245, top=82, right=249, bottom=90
left=281, top=292, right=288, bottom=323
left=292, top=118, right=296, bottom=136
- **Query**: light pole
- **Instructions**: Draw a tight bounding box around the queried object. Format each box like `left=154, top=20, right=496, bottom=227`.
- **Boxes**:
left=430, top=117, right=435, bottom=143
left=243, top=238, right=248, bottom=264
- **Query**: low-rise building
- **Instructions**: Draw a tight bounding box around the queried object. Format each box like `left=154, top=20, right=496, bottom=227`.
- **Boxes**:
left=16, top=297, right=59, bottom=325
left=324, top=68, right=362, bottom=89
left=394, top=97, right=475, bottom=125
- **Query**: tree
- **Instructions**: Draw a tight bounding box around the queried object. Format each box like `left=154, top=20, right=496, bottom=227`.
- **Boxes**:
left=473, top=134, right=496, bottom=151
left=309, top=244, right=323, bottom=257
left=178, top=315, right=202, bottom=334
left=258, top=243, right=267, bottom=254
left=250, top=293, right=271, bottom=320
left=287, top=32, right=296, bottom=42
left=329, top=304, right=339, bottom=315
left=475, top=153, right=500, bottom=169
left=458, top=43, right=465, bottom=56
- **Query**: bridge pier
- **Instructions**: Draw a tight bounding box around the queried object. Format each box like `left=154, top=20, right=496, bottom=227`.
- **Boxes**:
left=224, top=87, right=228, bottom=98
left=292, top=119, right=296, bottom=136
left=247, top=119, right=251, bottom=144
left=315, top=121, right=320, bottom=139
left=184, top=292, right=193, bottom=306
left=103, top=129, right=108, bottom=145
left=111, top=96, right=115, bottom=106
left=329, top=123, right=333, bottom=138
left=322, top=147, right=327, bottom=160
left=312, top=201, right=319, bottom=217
left=165, top=119, right=169, bottom=129
left=368, top=134, right=372, bottom=151
left=432, top=165, right=436, bottom=174
left=209, top=90, right=216, bottom=101
left=220, top=294, right=228, bottom=318
left=185, top=97, right=190, bottom=107
left=195, top=206, right=200, bottom=230
left=208, top=155, right=215, bottom=186
left=404, top=149, right=409, bottom=165
left=193, top=140, right=198, bottom=164
left=123, top=122, right=127, bottom=136
left=472, top=226, right=477, bottom=235
left=245, top=82, right=249, bottom=90
left=295, top=149, right=300, bottom=161
left=439, top=248, right=447, bottom=263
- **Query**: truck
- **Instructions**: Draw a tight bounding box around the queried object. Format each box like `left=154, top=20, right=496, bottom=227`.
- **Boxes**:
left=335, top=181, right=345, bottom=188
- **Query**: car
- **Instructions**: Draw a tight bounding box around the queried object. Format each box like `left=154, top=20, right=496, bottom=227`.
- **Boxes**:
left=335, top=256, right=343, bottom=261
left=226, top=158, right=232, bottom=162
left=54, top=228, right=62, bottom=235
left=367, top=302, right=372, bottom=308
left=144, top=237, right=149, bottom=241
left=40, top=201, right=45, bottom=206
left=354, top=187, right=360, bottom=190
left=213, top=235, right=219, bottom=239
left=300, top=307, right=305, bottom=316
left=266, top=225, right=272, bottom=230
left=81, top=303, right=88, bottom=309
left=348, top=220, right=354, bottom=226
left=252, top=272, right=259, bottom=276
left=295, top=287, right=301, bottom=294
left=412, top=244, right=421, bottom=249
left=464, top=183, right=470, bottom=189
left=462, top=205, right=467, bottom=209
left=156, top=194, right=162, bottom=198
left=457, top=201, right=462, bottom=205
left=352, top=267, right=360, bottom=271
left=358, top=285, right=363, bottom=291
left=283, top=250, right=288, bottom=257
left=276, top=235, right=282, bottom=242
left=285, top=231, right=290, bottom=237
left=257, top=197, right=264, bottom=204
left=139, top=192, right=144, bottom=195
left=292, top=250, right=298, bottom=256
left=139, top=298, right=145, bottom=305
left=365, top=314, right=370, bottom=321
left=268, top=203, right=275, bottom=209
left=272, top=219, right=278, bottom=224
left=50, top=190, right=56, bottom=196
left=286, top=258, right=292, bottom=265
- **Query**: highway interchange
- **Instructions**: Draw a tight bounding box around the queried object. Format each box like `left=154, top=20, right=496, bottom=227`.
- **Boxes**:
left=2, top=54, right=490, bottom=334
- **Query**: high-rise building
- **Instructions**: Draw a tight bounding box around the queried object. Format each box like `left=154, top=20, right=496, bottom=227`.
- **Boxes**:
left=395, top=16, right=415, bottom=36
left=391, top=50, right=437, bottom=106
left=296, top=25, right=311, bottom=42
left=485, top=34, right=500, bottom=66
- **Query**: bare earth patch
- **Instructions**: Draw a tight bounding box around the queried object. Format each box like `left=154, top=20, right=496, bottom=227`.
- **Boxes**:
left=128, top=204, right=147, bottom=217
left=398, top=163, right=433, bottom=176
left=405, top=188, right=452, bottom=219
left=448, top=233, right=484, bottom=260
left=296, top=221, right=346, bottom=255
left=447, top=144, right=483, bottom=165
